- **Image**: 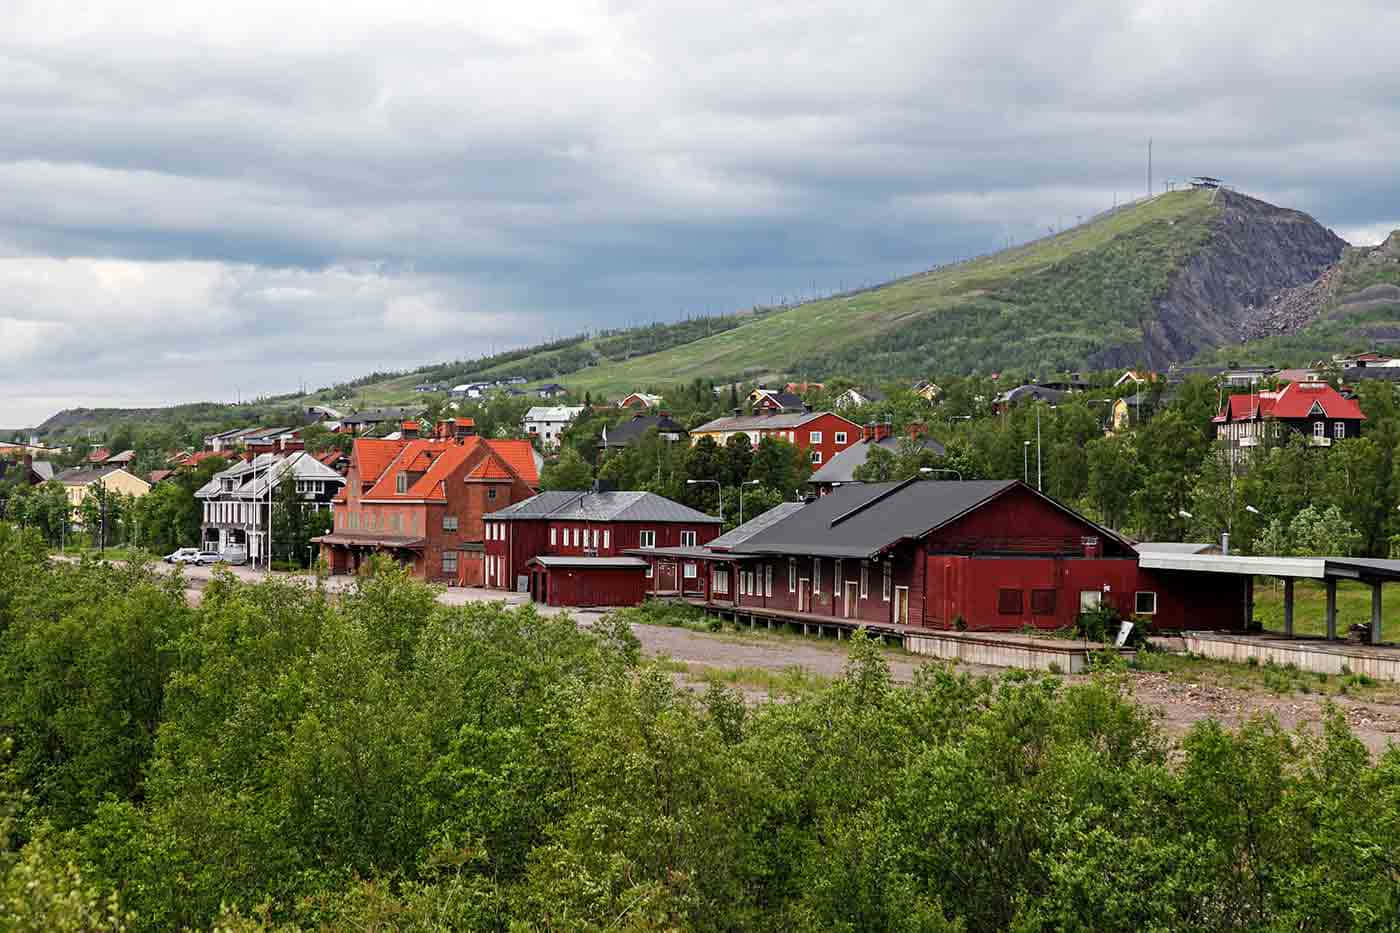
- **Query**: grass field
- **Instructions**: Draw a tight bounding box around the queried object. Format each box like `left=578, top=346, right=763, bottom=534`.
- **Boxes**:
left=1250, top=577, right=1398, bottom=639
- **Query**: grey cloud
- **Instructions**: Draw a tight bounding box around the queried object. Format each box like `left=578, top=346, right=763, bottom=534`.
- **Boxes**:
left=5, top=0, right=1400, bottom=425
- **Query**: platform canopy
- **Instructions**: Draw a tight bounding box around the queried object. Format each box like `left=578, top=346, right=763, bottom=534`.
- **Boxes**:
left=1138, top=552, right=1400, bottom=583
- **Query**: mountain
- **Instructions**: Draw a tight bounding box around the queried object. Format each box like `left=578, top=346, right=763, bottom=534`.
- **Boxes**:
left=31, top=187, right=1363, bottom=437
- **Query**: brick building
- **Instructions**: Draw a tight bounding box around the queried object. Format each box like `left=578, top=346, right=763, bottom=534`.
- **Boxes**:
left=315, top=420, right=540, bottom=583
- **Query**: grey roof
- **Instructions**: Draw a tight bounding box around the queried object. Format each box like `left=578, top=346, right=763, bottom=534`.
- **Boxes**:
left=56, top=464, right=127, bottom=485
left=1134, top=541, right=1218, bottom=554
left=624, top=545, right=739, bottom=561
left=341, top=407, right=423, bottom=425
left=529, top=555, right=649, bottom=569
left=759, top=391, right=806, bottom=410
left=600, top=414, right=689, bottom=447
left=995, top=385, right=1066, bottom=405
left=1138, top=552, right=1400, bottom=583
left=708, top=501, right=808, bottom=550
left=196, top=451, right=345, bottom=500
left=839, top=387, right=886, bottom=403
left=808, top=436, right=947, bottom=485
left=692, top=411, right=829, bottom=433
left=486, top=489, right=720, bottom=524
left=31, top=461, right=54, bottom=481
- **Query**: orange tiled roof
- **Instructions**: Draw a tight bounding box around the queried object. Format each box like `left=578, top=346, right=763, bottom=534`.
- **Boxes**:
left=486, top=439, right=538, bottom=486
left=363, top=438, right=482, bottom=500
left=466, top=456, right=514, bottom=481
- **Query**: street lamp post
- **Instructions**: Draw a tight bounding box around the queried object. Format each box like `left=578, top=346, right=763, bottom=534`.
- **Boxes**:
left=686, top=479, right=724, bottom=522
left=738, top=479, right=760, bottom=526
left=1023, top=440, right=1030, bottom=483
left=920, top=467, right=963, bottom=481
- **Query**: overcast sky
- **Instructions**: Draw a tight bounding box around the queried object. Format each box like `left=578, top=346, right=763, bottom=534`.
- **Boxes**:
left=5, top=0, right=1400, bottom=426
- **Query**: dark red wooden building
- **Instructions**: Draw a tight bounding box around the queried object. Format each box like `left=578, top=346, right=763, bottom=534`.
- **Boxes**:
left=632, top=479, right=1247, bottom=632
left=483, top=489, right=721, bottom=605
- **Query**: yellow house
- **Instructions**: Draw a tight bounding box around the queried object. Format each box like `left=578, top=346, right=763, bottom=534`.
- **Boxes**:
left=59, top=465, right=152, bottom=509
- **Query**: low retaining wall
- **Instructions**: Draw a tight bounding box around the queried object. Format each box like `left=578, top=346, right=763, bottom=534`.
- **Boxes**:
left=904, top=630, right=1108, bottom=674
left=1183, top=633, right=1400, bottom=682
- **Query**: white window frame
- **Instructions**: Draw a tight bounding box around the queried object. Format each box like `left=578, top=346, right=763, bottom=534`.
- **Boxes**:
left=645, top=563, right=653, bottom=578
left=813, top=557, right=821, bottom=594
left=810, top=431, right=822, bottom=444
left=550, top=527, right=557, bottom=546
left=834, top=431, right=847, bottom=445
left=603, top=529, right=610, bottom=549
left=1334, top=421, right=1345, bottom=439
left=882, top=564, right=891, bottom=602
left=713, top=569, right=729, bottom=594
left=396, top=473, right=408, bottom=493
left=861, top=562, right=869, bottom=598
left=639, top=529, right=656, bottom=549
left=765, top=563, right=773, bottom=597
left=1313, top=420, right=1326, bottom=438
left=788, top=558, right=797, bottom=593
left=1135, top=591, right=1158, bottom=615
left=443, top=515, right=459, bottom=531
left=1079, top=590, right=1102, bottom=611
left=811, top=450, right=822, bottom=464
left=835, top=559, right=843, bottom=593
left=680, top=530, right=697, bottom=548
left=442, top=551, right=458, bottom=574
left=684, top=562, right=698, bottom=579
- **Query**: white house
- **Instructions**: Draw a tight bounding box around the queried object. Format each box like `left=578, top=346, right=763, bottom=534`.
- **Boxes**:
left=523, top=406, right=586, bottom=449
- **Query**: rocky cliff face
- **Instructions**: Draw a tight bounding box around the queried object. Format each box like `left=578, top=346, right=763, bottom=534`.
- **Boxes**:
left=1135, top=190, right=1347, bottom=366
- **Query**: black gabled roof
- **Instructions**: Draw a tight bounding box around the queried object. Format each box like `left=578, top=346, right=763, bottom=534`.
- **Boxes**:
left=600, top=414, right=689, bottom=448
left=739, top=479, right=1132, bottom=559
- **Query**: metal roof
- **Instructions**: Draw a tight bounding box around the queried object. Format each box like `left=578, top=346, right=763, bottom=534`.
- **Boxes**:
left=1135, top=541, right=1218, bottom=555
left=1138, top=552, right=1400, bottom=582
left=528, top=556, right=649, bottom=569
left=740, top=479, right=1022, bottom=559
left=624, top=545, right=741, bottom=561
left=707, top=501, right=807, bottom=550
left=808, top=436, right=946, bottom=485
left=692, top=411, right=828, bottom=432
left=486, top=490, right=720, bottom=524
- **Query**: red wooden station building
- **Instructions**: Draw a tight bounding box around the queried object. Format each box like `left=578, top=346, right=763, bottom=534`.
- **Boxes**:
left=483, top=489, right=721, bottom=606
left=630, top=478, right=1246, bottom=632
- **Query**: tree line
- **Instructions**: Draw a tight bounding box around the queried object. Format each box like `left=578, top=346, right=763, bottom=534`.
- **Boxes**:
left=1, top=539, right=1397, bottom=930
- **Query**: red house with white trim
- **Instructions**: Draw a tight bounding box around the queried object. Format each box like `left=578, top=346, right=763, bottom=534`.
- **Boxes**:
left=1213, top=381, right=1364, bottom=451
left=689, top=410, right=861, bottom=467
left=482, top=489, right=721, bottom=603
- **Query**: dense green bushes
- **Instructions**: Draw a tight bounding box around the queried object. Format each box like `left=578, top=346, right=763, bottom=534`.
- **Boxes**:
left=2, top=545, right=1400, bottom=930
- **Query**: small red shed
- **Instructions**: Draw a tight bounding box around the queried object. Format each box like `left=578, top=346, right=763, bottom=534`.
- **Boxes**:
left=526, top=555, right=650, bottom=607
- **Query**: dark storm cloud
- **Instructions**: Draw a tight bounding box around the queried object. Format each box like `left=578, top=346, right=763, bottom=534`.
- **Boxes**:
left=4, top=0, right=1400, bottom=425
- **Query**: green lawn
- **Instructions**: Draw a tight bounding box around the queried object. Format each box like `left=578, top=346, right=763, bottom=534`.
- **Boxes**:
left=1251, top=577, right=1396, bottom=639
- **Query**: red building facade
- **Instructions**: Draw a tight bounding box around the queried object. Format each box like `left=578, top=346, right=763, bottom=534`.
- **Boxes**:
left=689, top=410, right=862, bottom=467
left=483, top=490, right=721, bottom=599
left=633, top=480, right=1247, bottom=633
left=316, top=421, right=539, bottom=584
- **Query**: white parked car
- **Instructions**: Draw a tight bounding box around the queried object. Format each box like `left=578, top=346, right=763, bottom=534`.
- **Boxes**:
left=165, top=547, right=217, bottom=566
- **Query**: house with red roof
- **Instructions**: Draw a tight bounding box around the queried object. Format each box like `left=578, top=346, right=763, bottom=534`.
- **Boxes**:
left=1212, top=381, right=1365, bottom=452
left=315, top=419, right=541, bottom=584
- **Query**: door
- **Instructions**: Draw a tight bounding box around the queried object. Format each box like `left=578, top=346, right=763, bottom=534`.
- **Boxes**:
left=798, top=579, right=811, bottom=613
left=844, top=581, right=859, bottom=619
left=895, top=586, right=910, bottom=625
left=657, top=560, right=678, bottom=592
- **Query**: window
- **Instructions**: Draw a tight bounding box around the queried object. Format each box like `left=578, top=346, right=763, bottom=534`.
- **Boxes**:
left=684, top=562, right=697, bottom=579
left=765, top=563, right=773, bottom=597
left=1313, top=420, right=1326, bottom=438
left=834, top=431, right=847, bottom=445
left=997, top=588, right=1023, bottom=614
left=680, top=530, right=697, bottom=547
left=1079, top=590, right=1102, bottom=611
left=442, top=551, right=458, bottom=574
left=396, top=473, right=408, bottom=493
left=488, top=487, right=497, bottom=500
left=1334, top=421, right=1346, bottom=439
left=789, top=558, right=797, bottom=592
left=550, top=528, right=557, bottom=546
left=810, top=431, right=822, bottom=444
left=1135, top=591, right=1157, bottom=615
left=860, top=562, right=869, bottom=598
left=1030, top=589, right=1057, bottom=614
left=645, top=563, right=653, bottom=578
left=639, top=529, right=656, bottom=548
left=813, top=558, right=821, bottom=594
left=713, top=569, right=729, bottom=594
left=811, top=451, right=822, bottom=464
left=603, top=529, right=610, bottom=549
left=834, top=559, right=843, bottom=592
left=443, top=515, right=459, bottom=531
left=883, top=565, right=891, bottom=601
